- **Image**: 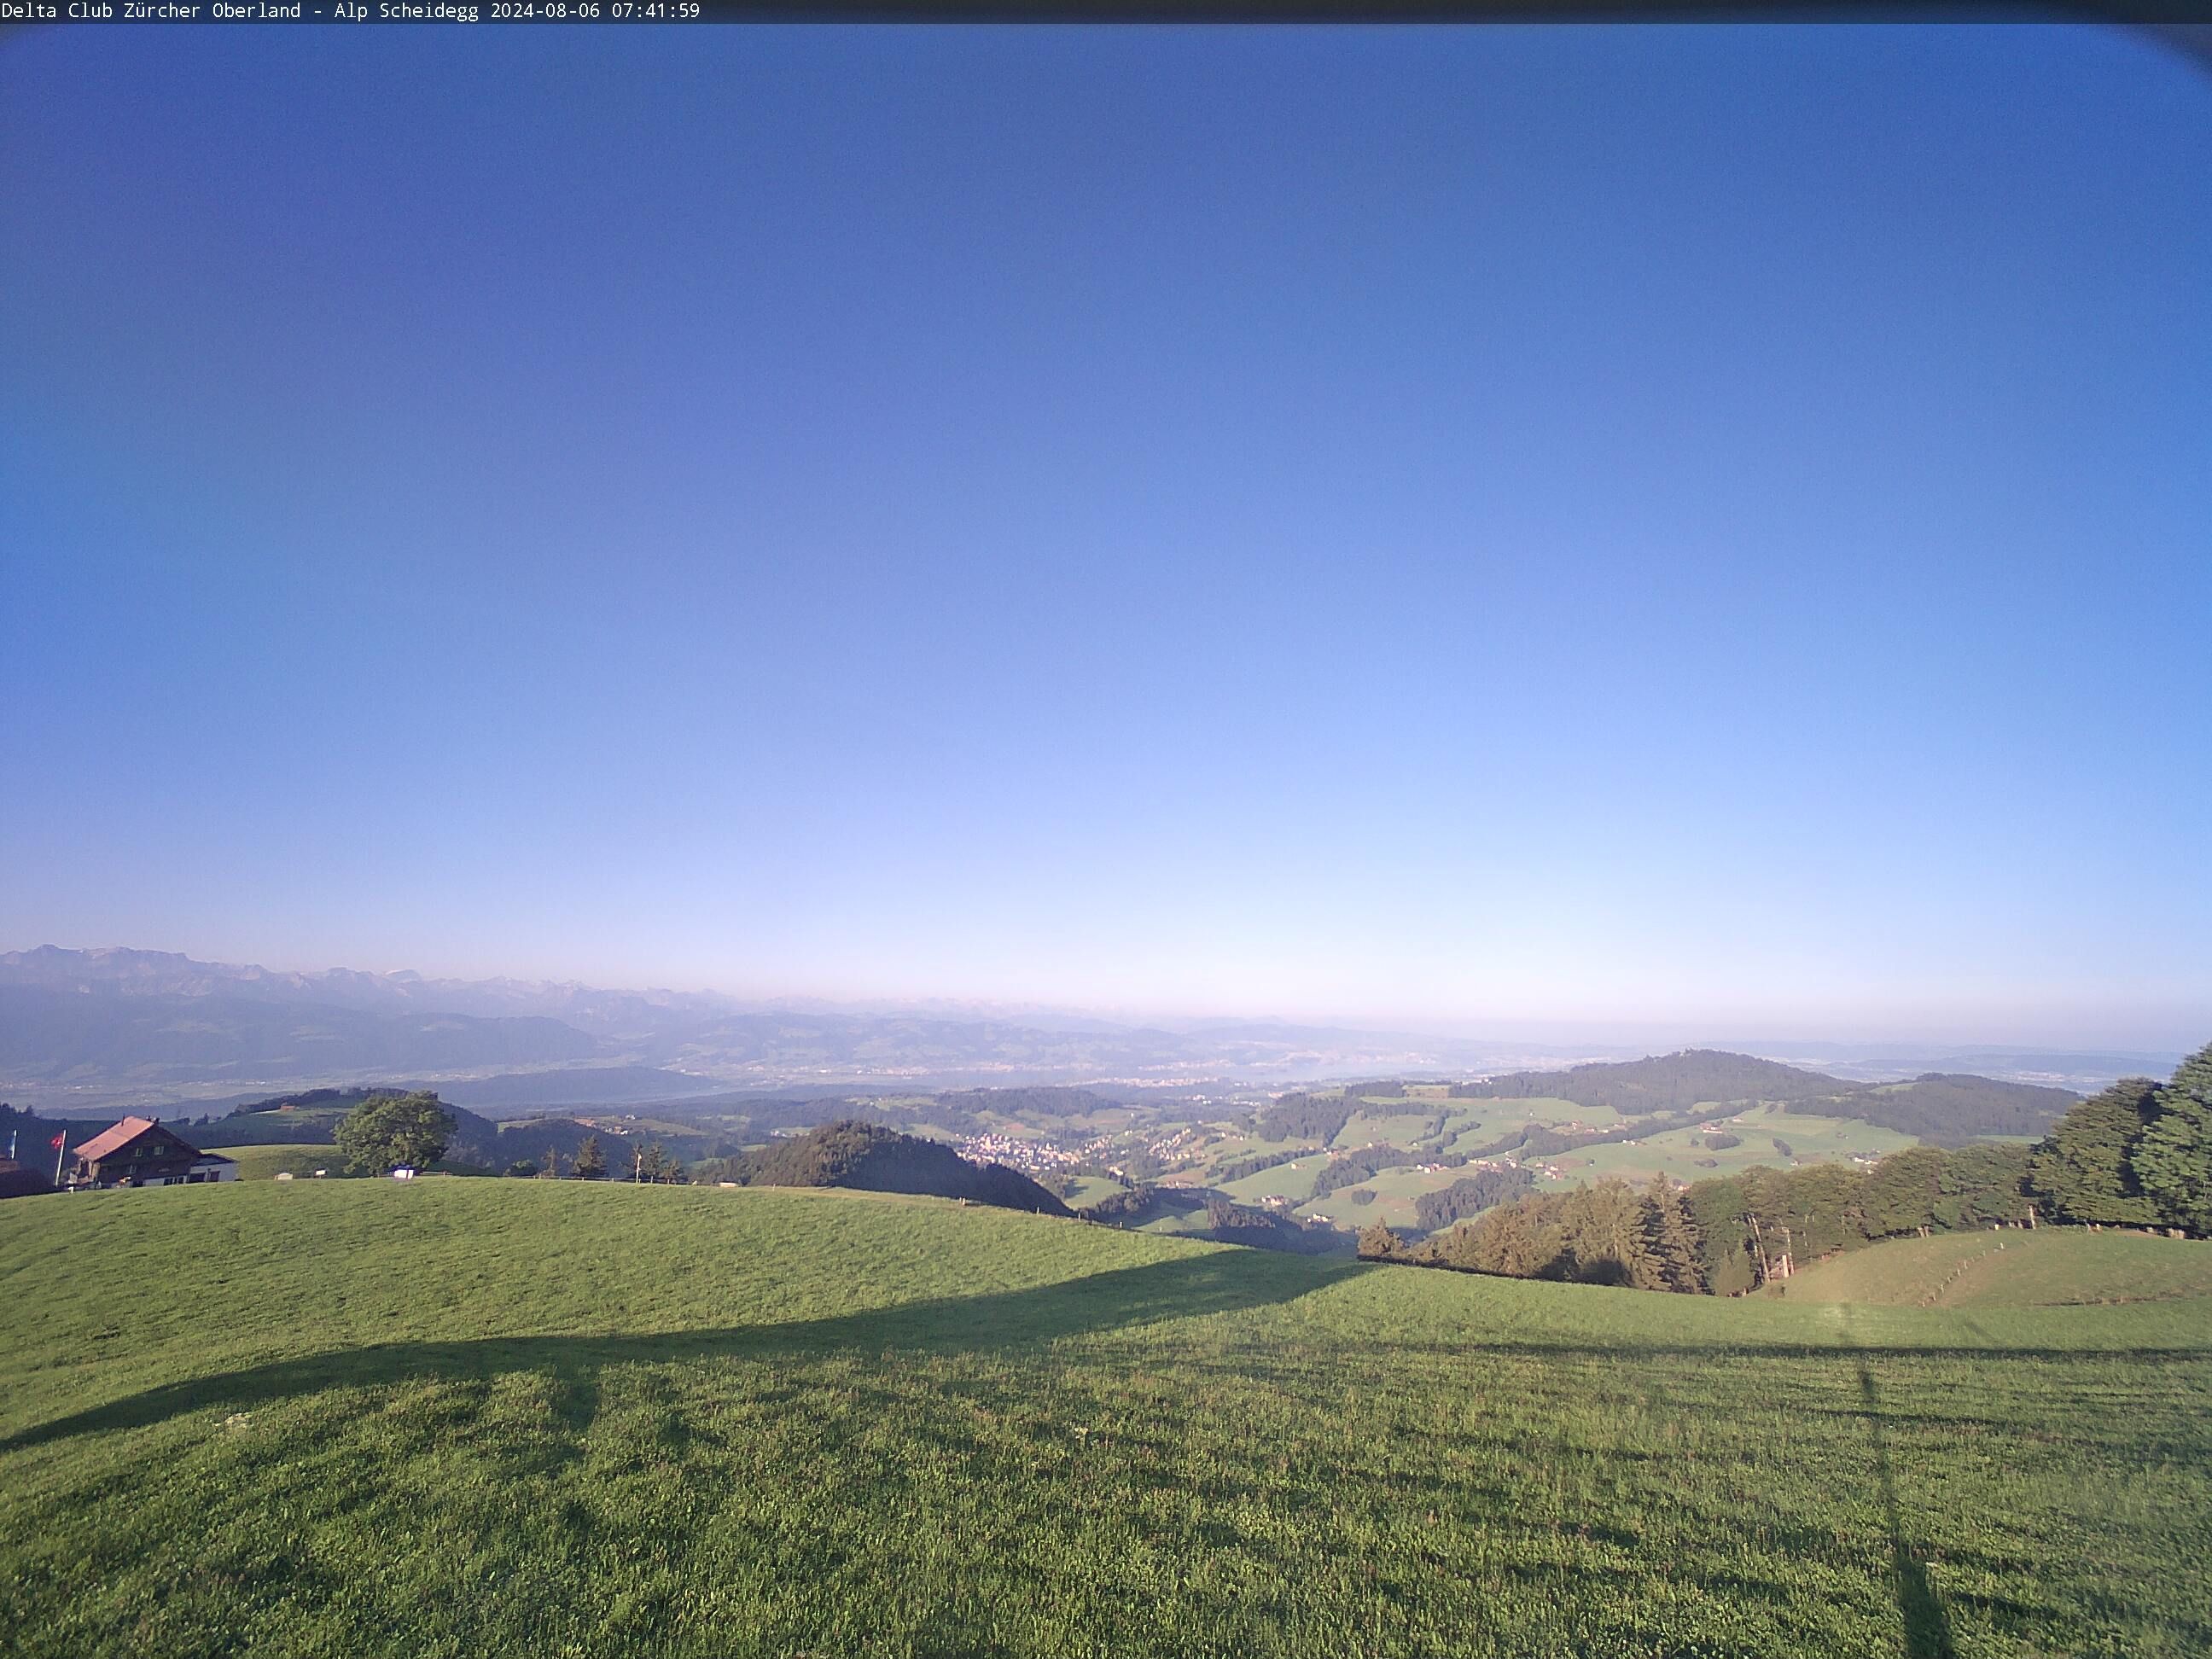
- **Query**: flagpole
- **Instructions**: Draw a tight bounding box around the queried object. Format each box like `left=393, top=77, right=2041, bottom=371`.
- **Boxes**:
left=54, top=1133, right=67, bottom=1187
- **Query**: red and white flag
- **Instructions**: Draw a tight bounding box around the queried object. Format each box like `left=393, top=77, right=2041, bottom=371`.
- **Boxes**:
left=49, top=1132, right=65, bottom=1150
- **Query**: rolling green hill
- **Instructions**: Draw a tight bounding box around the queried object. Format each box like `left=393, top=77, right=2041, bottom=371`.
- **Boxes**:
left=3, top=1182, right=2209, bottom=1657
left=1447, top=1052, right=2080, bottom=1144
left=1451, top=1050, right=1848, bottom=1113
left=212, top=1144, right=346, bottom=1180
left=719, top=1120, right=1070, bottom=1214
left=1776, top=1227, right=2212, bottom=1309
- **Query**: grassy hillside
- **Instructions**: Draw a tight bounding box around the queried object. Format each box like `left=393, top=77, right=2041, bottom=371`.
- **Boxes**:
left=215, top=1144, right=346, bottom=1180
left=3, top=1182, right=2209, bottom=1658
left=1557, top=1105, right=1920, bottom=1188
left=1778, top=1227, right=2212, bottom=1308
left=724, top=1120, right=1070, bottom=1214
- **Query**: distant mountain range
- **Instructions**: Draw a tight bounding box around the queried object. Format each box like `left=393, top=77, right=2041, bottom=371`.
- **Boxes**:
left=0, top=946, right=1511, bottom=1109
left=0, top=946, right=2180, bottom=1114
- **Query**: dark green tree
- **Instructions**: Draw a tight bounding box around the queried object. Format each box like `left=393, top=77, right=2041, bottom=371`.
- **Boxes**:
left=2029, top=1079, right=2163, bottom=1225
left=1562, top=1179, right=1662, bottom=1288
left=1860, top=1146, right=1947, bottom=1238
left=2134, top=1045, right=2212, bottom=1235
left=1686, top=1177, right=1758, bottom=1295
left=1642, top=1173, right=1706, bottom=1293
left=334, top=1091, right=454, bottom=1176
left=1767, top=1164, right=1868, bottom=1259
left=573, top=1135, right=607, bottom=1180
left=1936, top=1142, right=2033, bottom=1229
left=1459, top=1197, right=1557, bottom=1278
left=1356, top=1221, right=1401, bottom=1261
left=538, top=1149, right=563, bottom=1179
left=504, top=1159, right=539, bottom=1179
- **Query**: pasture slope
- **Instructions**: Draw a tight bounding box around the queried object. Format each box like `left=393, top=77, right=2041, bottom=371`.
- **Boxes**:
left=1777, top=1227, right=2212, bottom=1309
left=3, top=1180, right=2209, bottom=1659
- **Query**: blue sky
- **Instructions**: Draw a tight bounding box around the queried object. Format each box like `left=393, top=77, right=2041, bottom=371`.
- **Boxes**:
left=3, top=26, right=2207, bottom=1045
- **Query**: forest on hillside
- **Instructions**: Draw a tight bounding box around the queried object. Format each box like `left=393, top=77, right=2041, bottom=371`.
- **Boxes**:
left=1440, top=1049, right=2076, bottom=1140
left=1450, top=1051, right=1845, bottom=1112
left=712, top=1121, right=1071, bottom=1216
left=1363, top=1045, right=2212, bottom=1296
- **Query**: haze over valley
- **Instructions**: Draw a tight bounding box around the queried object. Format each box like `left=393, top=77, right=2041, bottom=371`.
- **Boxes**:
left=1, top=946, right=2180, bottom=1118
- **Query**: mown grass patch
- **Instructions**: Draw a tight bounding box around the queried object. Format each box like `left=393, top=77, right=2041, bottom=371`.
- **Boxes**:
left=3, top=1180, right=2209, bottom=1658
left=1780, top=1228, right=2212, bottom=1308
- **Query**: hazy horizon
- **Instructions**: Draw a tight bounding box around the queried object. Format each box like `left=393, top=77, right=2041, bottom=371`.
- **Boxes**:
left=6, top=940, right=2197, bottom=1057
left=6, top=28, right=2207, bottom=1055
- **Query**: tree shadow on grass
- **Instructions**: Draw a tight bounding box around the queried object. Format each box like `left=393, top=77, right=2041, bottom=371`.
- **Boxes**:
left=1, top=1251, right=1365, bottom=1453
left=1846, top=1300, right=1957, bottom=1659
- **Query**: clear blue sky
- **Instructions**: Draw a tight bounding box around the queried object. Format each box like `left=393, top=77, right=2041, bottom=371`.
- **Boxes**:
left=3, top=26, right=2207, bottom=1046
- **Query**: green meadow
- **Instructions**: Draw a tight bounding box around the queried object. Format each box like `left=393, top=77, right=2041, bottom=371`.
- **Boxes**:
left=1436, top=1097, right=1623, bottom=1150
left=1055, top=1173, right=1129, bottom=1209
left=1554, top=1109, right=1921, bottom=1189
left=1300, top=1162, right=1462, bottom=1229
left=3, top=1180, right=2209, bottom=1658
left=1214, top=1155, right=1328, bottom=1205
left=1332, top=1109, right=1439, bottom=1150
left=215, top=1144, right=347, bottom=1180
left=1778, top=1228, right=2212, bottom=1310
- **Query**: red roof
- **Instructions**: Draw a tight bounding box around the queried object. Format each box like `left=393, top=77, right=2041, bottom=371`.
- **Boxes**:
left=72, top=1115, right=185, bottom=1162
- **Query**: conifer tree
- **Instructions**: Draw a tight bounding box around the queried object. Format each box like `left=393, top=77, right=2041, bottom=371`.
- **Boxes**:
left=573, top=1134, right=607, bottom=1180
left=1642, top=1173, right=1706, bottom=1293
left=1687, top=1177, right=1757, bottom=1295
left=1464, top=1198, right=1552, bottom=1278
left=2134, top=1045, right=2212, bottom=1235
left=1564, top=1179, right=1661, bottom=1288
left=1356, top=1221, right=1401, bottom=1261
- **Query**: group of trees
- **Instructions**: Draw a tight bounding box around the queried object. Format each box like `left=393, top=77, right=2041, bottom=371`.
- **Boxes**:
left=1254, top=1091, right=1356, bottom=1146
left=1412, top=1167, right=1538, bottom=1231
left=1449, top=1051, right=1843, bottom=1115
left=331, top=1094, right=643, bottom=1182
left=1211, top=1147, right=1309, bottom=1185
left=710, top=1121, right=1071, bottom=1215
left=1439, top=1050, right=2075, bottom=1145
left=1310, top=1143, right=1424, bottom=1200
left=1197, top=1198, right=1348, bottom=1255
left=1359, top=1045, right=2212, bottom=1297
left=1363, top=1173, right=1708, bottom=1293
left=1455, top=1109, right=1706, bottom=1166
left=503, top=1138, right=677, bottom=1182
left=933, top=1086, right=1113, bottom=1121
left=1679, top=1145, right=2034, bottom=1294
left=2029, top=1049, right=2212, bottom=1234
left=1819, top=1073, right=2080, bottom=1144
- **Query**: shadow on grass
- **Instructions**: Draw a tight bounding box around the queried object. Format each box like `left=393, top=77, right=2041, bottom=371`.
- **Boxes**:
left=1, top=1251, right=1362, bottom=1453
left=1848, top=1301, right=1957, bottom=1659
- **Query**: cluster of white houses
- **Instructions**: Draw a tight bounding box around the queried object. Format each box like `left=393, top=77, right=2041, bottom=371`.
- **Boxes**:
left=0, top=1115, right=237, bottom=1199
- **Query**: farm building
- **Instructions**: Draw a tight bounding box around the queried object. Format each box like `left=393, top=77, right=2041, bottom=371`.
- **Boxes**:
left=67, top=1117, right=236, bottom=1190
